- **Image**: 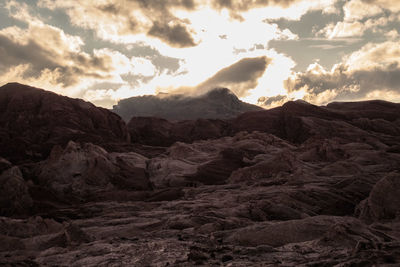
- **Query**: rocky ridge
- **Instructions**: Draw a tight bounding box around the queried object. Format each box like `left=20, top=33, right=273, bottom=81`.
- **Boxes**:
left=0, top=83, right=400, bottom=266
left=112, top=87, right=262, bottom=122
left=0, top=83, right=129, bottom=164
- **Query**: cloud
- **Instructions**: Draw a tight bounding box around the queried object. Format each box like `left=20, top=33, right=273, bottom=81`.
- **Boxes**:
left=343, top=0, right=383, bottom=21
left=309, top=44, right=345, bottom=50
left=130, top=57, right=157, bottom=77
left=7, top=0, right=399, bottom=111
left=37, top=0, right=334, bottom=48
left=3, top=0, right=300, bottom=108
left=197, top=56, right=271, bottom=96
left=0, top=23, right=134, bottom=87
left=341, top=0, right=400, bottom=22
left=148, top=21, right=196, bottom=47
left=319, top=21, right=367, bottom=38
left=38, top=0, right=198, bottom=47
left=317, top=0, right=393, bottom=40
left=210, top=0, right=336, bottom=16
left=4, top=1, right=42, bottom=24
left=0, top=1, right=145, bottom=99
left=211, top=0, right=302, bottom=11
left=385, top=29, right=400, bottom=39
left=361, top=0, right=400, bottom=13
left=284, top=41, right=400, bottom=104
left=318, top=16, right=389, bottom=39
left=257, top=94, right=288, bottom=107
left=345, top=41, right=400, bottom=70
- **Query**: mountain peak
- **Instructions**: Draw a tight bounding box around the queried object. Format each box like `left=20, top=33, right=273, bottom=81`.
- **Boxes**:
left=112, top=87, right=262, bottom=121
left=205, top=87, right=235, bottom=96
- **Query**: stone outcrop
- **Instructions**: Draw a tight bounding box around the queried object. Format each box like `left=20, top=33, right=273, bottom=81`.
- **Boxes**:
left=357, top=172, right=400, bottom=222
left=1, top=83, right=400, bottom=266
left=37, top=141, right=151, bottom=199
left=127, top=99, right=400, bottom=147
left=0, top=83, right=129, bottom=164
left=0, top=162, right=33, bottom=216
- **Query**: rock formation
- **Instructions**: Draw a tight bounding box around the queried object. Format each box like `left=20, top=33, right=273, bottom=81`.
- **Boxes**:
left=37, top=141, right=151, bottom=199
left=0, top=83, right=129, bottom=164
left=1, top=83, right=400, bottom=266
left=112, top=87, right=262, bottom=122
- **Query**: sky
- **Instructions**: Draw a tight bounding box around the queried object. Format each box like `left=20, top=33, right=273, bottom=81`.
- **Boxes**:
left=0, top=0, right=400, bottom=108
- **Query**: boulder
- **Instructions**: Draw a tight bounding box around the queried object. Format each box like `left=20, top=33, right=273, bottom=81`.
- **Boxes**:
left=37, top=141, right=151, bottom=199
left=226, top=216, right=346, bottom=247
left=357, top=172, right=400, bottom=222
left=0, top=166, right=33, bottom=216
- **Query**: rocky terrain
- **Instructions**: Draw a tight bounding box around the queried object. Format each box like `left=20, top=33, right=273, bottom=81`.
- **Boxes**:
left=1, top=83, right=400, bottom=266
left=0, top=83, right=129, bottom=164
left=112, top=87, right=262, bottom=122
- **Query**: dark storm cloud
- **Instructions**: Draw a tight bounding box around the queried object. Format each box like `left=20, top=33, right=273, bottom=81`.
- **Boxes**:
left=148, top=21, right=196, bottom=48
left=199, top=56, right=270, bottom=96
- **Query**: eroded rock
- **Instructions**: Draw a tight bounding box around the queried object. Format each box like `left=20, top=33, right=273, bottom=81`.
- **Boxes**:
left=0, top=166, right=33, bottom=216
left=37, top=141, right=151, bottom=198
left=358, top=172, right=400, bottom=222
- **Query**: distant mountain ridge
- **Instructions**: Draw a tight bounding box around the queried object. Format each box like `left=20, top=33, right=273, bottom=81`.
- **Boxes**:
left=112, top=87, right=263, bottom=121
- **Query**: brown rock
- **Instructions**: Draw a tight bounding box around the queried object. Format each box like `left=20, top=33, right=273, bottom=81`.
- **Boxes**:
left=128, top=116, right=230, bottom=146
left=227, top=216, right=347, bottom=247
left=358, top=172, right=400, bottom=222
left=0, top=83, right=129, bottom=164
left=113, top=87, right=262, bottom=121
left=37, top=141, right=151, bottom=199
left=0, top=157, right=12, bottom=173
left=0, top=166, right=33, bottom=216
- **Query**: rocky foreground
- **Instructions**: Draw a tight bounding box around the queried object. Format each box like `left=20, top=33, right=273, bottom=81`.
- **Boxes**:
left=1, top=83, right=400, bottom=266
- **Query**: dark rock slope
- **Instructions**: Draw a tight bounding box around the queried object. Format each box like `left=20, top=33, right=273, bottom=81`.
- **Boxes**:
left=0, top=83, right=129, bottom=164
left=127, top=99, right=400, bottom=147
left=1, top=83, right=400, bottom=266
left=128, top=117, right=231, bottom=146
left=112, top=87, right=262, bottom=122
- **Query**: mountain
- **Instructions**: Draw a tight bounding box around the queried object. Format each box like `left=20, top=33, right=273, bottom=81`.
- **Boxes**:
left=1, top=83, right=400, bottom=266
left=127, top=117, right=231, bottom=147
left=0, top=83, right=129, bottom=164
left=127, top=99, right=400, bottom=146
left=112, top=87, right=263, bottom=121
